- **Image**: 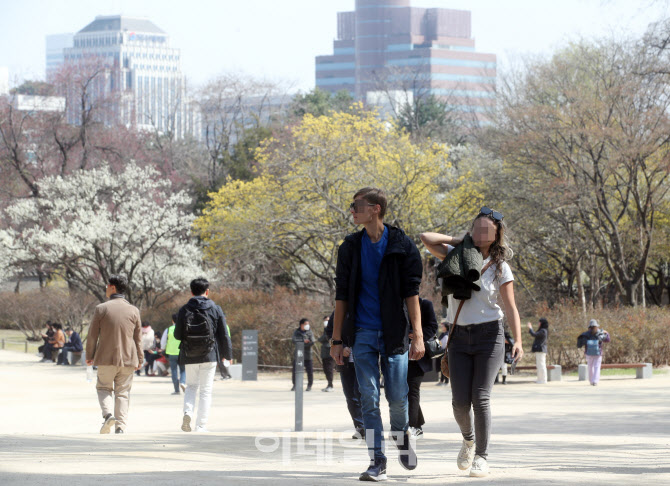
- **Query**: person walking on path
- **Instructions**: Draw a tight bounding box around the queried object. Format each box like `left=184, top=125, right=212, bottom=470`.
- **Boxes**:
left=85, top=275, right=142, bottom=434
left=421, top=206, right=523, bottom=478
left=161, top=313, right=186, bottom=395
left=437, top=322, right=450, bottom=385
left=325, top=310, right=365, bottom=438
left=407, top=298, right=439, bottom=439
left=528, top=318, right=549, bottom=384
left=57, top=327, right=84, bottom=365
left=292, top=318, right=315, bottom=391
left=331, top=187, right=424, bottom=481
left=175, top=278, right=232, bottom=433
left=318, top=315, right=335, bottom=392
left=578, top=319, right=611, bottom=386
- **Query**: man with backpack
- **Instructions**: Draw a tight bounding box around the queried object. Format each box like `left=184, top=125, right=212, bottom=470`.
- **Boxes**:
left=174, top=278, right=232, bottom=432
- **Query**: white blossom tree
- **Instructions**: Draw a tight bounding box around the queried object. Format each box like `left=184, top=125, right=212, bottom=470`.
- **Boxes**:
left=0, top=163, right=204, bottom=308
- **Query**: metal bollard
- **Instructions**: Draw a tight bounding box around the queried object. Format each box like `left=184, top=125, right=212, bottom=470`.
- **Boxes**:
left=294, top=341, right=304, bottom=432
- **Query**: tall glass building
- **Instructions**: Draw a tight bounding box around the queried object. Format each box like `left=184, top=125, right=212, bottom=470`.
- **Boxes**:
left=315, top=0, right=496, bottom=120
left=59, top=15, right=200, bottom=139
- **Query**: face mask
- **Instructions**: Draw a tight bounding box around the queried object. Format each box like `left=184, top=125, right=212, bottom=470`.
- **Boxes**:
left=303, top=324, right=310, bottom=331
left=323, top=320, right=329, bottom=328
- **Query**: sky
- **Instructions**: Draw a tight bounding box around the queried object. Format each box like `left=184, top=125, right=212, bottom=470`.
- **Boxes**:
left=0, top=0, right=668, bottom=93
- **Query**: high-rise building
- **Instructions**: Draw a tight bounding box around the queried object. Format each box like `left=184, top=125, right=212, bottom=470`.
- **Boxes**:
left=46, top=33, right=74, bottom=76
left=315, top=0, right=496, bottom=121
left=60, top=15, right=200, bottom=139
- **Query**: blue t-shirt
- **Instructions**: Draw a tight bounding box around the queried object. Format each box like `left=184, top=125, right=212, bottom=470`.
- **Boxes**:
left=355, top=227, right=388, bottom=331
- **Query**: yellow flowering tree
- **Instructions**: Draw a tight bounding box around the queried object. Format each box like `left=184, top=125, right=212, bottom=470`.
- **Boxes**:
left=196, top=108, right=483, bottom=294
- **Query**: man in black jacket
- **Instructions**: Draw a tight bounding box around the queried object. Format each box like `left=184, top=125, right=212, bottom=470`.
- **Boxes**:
left=57, top=327, right=84, bottom=365
left=291, top=318, right=315, bottom=391
left=331, top=187, right=424, bottom=481
left=175, top=278, right=232, bottom=433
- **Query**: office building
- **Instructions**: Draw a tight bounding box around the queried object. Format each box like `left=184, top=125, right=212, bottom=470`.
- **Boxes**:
left=60, top=15, right=200, bottom=139
left=315, top=0, right=496, bottom=121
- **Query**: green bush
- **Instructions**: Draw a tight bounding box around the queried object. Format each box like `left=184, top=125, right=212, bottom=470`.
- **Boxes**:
left=525, top=303, right=670, bottom=369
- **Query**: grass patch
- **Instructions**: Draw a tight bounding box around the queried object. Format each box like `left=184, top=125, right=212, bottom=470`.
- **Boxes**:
left=0, top=329, right=41, bottom=353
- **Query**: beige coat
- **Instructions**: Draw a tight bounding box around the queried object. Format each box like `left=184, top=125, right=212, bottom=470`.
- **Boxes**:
left=86, top=297, right=143, bottom=367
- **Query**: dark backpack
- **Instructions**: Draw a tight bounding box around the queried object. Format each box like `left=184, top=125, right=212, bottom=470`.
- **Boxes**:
left=182, top=307, right=216, bottom=358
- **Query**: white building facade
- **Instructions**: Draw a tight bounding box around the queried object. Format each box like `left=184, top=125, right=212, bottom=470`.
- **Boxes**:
left=61, top=15, right=200, bottom=139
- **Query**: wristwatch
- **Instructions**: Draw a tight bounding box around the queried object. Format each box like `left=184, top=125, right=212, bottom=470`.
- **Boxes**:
left=329, top=339, right=343, bottom=346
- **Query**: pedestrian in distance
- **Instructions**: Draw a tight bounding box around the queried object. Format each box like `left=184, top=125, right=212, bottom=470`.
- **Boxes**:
left=421, top=206, right=523, bottom=478
left=161, top=313, right=186, bottom=395
left=528, top=318, right=549, bottom=384
left=292, top=318, right=315, bottom=391
left=319, top=315, right=335, bottom=392
left=175, top=278, right=232, bottom=433
left=85, top=274, right=142, bottom=434
left=577, top=319, right=611, bottom=386
left=331, top=187, right=424, bottom=481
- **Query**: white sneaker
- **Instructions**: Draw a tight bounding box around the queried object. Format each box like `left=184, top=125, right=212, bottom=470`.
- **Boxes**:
left=195, top=426, right=209, bottom=433
left=470, top=455, right=489, bottom=477
left=179, top=383, right=186, bottom=392
left=457, top=439, right=476, bottom=470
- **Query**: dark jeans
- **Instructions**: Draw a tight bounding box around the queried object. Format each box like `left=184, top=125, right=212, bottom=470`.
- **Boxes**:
left=322, top=356, right=335, bottom=387
left=42, top=342, right=54, bottom=360
left=448, top=320, right=504, bottom=459
left=338, top=361, right=363, bottom=430
left=407, top=360, right=425, bottom=428
left=292, top=359, right=314, bottom=387
left=57, top=344, right=81, bottom=365
left=168, top=354, right=185, bottom=392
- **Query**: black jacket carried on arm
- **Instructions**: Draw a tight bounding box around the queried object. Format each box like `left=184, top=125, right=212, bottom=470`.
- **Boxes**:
left=175, top=296, right=232, bottom=366
left=335, top=224, right=422, bottom=356
left=436, top=234, right=484, bottom=307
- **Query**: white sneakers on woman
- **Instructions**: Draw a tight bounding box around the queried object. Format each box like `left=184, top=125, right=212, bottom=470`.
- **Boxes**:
left=457, top=440, right=490, bottom=477
left=457, top=439, right=476, bottom=470
left=469, top=455, right=489, bottom=477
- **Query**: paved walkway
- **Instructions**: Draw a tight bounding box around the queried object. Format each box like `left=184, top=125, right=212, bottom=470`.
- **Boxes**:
left=0, top=350, right=669, bottom=485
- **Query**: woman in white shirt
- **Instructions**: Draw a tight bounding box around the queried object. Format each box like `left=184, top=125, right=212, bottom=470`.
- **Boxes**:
left=420, top=207, right=523, bottom=478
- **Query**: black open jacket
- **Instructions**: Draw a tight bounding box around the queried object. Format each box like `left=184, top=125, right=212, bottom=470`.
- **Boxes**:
left=335, top=224, right=422, bottom=355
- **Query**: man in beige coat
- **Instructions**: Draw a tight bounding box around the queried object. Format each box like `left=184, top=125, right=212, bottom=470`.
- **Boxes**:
left=86, top=275, right=142, bottom=434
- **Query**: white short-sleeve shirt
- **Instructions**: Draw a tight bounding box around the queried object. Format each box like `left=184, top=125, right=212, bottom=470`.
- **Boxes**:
left=444, top=245, right=514, bottom=325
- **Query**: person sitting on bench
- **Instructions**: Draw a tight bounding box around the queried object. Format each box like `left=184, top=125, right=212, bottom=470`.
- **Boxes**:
left=57, top=327, right=84, bottom=365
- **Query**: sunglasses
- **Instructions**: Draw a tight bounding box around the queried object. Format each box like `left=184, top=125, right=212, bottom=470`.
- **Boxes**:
left=349, top=201, right=376, bottom=213
left=479, top=206, right=503, bottom=222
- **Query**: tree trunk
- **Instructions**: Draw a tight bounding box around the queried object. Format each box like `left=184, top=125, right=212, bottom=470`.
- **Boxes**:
left=576, top=259, right=586, bottom=316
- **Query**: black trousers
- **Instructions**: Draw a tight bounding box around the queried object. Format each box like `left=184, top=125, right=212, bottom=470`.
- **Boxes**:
left=322, top=356, right=335, bottom=387
left=448, top=320, right=504, bottom=460
left=408, top=360, right=425, bottom=428
left=292, top=359, right=314, bottom=387
left=338, top=362, right=363, bottom=429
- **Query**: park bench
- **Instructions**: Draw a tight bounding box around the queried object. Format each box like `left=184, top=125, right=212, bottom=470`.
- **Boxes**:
left=510, top=364, right=562, bottom=381
left=578, top=362, right=652, bottom=380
